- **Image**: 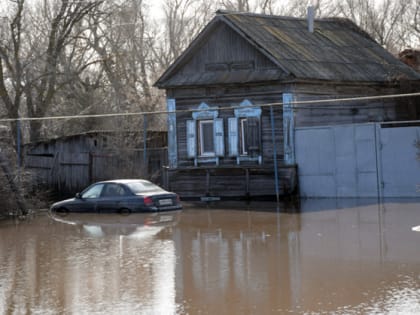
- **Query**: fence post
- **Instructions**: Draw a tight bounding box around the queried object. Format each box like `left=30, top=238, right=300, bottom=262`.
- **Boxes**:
left=16, top=119, right=21, bottom=168
left=270, top=106, right=280, bottom=203
left=88, top=152, right=93, bottom=183
left=143, top=114, right=148, bottom=178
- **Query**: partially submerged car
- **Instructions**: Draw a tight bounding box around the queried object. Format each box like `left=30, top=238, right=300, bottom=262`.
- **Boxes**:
left=50, top=179, right=182, bottom=214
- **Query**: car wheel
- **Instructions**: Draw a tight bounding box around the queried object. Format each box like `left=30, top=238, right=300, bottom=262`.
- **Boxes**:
left=56, top=207, right=69, bottom=216
left=119, top=208, right=131, bottom=216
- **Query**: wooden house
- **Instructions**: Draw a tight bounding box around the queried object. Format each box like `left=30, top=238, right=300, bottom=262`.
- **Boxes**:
left=155, top=10, right=420, bottom=199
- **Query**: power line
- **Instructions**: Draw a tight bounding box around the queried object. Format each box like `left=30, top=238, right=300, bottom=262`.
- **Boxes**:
left=0, top=92, right=419, bottom=123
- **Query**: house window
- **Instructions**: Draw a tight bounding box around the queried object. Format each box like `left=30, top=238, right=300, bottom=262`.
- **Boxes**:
left=186, top=102, right=224, bottom=166
left=228, top=99, right=262, bottom=164
left=239, top=117, right=260, bottom=156
left=199, top=120, right=215, bottom=156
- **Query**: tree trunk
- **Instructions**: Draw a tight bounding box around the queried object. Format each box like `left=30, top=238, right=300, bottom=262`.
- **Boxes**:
left=29, top=119, right=43, bottom=143
left=0, top=149, right=27, bottom=216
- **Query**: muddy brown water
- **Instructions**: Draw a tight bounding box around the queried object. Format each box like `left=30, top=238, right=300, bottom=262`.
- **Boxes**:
left=0, top=199, right=419, bottom=314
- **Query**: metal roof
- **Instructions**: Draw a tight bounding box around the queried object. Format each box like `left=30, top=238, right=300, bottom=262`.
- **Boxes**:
left=155, top=11, right=420, bottom=88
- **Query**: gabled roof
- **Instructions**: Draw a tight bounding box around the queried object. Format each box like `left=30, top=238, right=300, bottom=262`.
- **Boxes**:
left=155, top=11, right=420, bottom=88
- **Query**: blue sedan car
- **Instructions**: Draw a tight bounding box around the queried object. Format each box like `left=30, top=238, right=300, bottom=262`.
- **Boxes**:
left=50, top=179, right=182, bottom=214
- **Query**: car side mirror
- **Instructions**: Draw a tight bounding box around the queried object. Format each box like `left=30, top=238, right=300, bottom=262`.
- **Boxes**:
left=75, top=192, right=81, bottom=199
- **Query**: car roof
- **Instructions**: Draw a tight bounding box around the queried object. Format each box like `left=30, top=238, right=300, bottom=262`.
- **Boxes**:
left=97, top=179, right=153, bottom=185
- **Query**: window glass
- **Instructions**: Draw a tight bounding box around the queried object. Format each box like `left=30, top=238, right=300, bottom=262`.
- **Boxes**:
left=240, top=118, right=248, bottom=155
left=199, top=120, right=214, bottom=156
left=125, top=181, right=164, bottom=194
left=238, top=117, right=260, bottom=156
left=102, top=183, right=128, bottom=197
left=81, top=184, right=104, bottom=199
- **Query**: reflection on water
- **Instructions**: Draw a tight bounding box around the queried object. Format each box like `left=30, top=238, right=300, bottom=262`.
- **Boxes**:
left=0, top=199, right=419, bottom=314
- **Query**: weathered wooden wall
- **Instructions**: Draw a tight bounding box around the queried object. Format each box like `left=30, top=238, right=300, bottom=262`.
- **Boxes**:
left=164, top=165, right=296, bottom=199
left=24, top=132, right=167, bottom=195
left=291, top=83, right=419, bottom=127
left=184, top=23, right=276, bottom=71
left=172, top=87, right=285, bottom=168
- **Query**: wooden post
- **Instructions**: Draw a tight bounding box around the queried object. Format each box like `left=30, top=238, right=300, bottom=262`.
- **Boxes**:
left=143, top=114, right=148, bottom=178
left=270, top=106, right=280, bottom=203
left=16, top=119, right=21, bottom=168
left=88, top=152, right=93, bottom=183
left=162, top=166, right=169, bottom=190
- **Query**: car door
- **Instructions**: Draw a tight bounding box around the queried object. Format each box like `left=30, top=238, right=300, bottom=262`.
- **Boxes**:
left=96, top=183, right=128, bottom=213
left=75, top=183, right=105, bottom=212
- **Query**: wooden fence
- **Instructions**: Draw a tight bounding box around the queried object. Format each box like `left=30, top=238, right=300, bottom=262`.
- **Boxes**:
left=25, top=148, right=167, bottom=196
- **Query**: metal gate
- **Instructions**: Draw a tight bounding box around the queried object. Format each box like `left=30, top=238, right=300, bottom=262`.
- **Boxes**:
left=295, top=122, right=420, bottom=198
left=379, top=124, right=420, bottom=197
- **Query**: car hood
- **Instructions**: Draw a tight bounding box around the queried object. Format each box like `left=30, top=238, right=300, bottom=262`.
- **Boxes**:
left=51, top=198, right=77, bottom=208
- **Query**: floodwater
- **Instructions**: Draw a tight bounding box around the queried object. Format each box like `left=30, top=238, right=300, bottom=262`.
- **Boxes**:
left=0, top=199, right=419, bottom=315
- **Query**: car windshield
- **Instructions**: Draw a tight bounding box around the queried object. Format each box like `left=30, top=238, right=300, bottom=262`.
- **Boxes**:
left=81, top=184, right=104, bottom=199
left=125, top=181, right=164, bottom=194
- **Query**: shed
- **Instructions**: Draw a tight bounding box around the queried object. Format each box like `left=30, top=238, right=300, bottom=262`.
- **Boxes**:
left=24, top=130, right=167, bottom=195
left=155, top=10, right=420, bottom=199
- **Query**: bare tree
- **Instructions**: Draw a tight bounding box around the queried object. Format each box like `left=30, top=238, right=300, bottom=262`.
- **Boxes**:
left=84, top=0, right=162, bottom=135
left=156, top=0, right=215, bottom=68
left=26, top=0, right=102, bottom=141
left=0, top=0, right=25, bottom=146
left=334, top=0, right=417, bottom=53
left=402, top=0, right=420, bottom=48
left=0, top=0, right=102, bottom=143
left=217, top=0, right=252, bottom=12
left=414, top=0, right=420, bottom=36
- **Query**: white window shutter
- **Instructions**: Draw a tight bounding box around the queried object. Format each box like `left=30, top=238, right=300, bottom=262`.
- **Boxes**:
left=214, top=118, right=224, bottom=157
left=186, top=120, right=196, bottom=159
left=228, top=117, right=238, bottom=157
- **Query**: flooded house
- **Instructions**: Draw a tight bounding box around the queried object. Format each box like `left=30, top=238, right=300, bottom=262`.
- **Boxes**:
left=155, top=10, right=420, bottom=199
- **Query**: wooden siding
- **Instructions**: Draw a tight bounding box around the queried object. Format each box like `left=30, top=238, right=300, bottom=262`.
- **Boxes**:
left=159, top=22, right=285, bottom=87
left=174, top=91, right=284, bottom=168
left=291, top=84, right=419, bottom=127
left=180, top=23, right=277, bottom=73
left=164, top=165, right=297, bottom=198
left=24, top=132, right=167, bottom=195
left=163, top=85, right=295, bottom=198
